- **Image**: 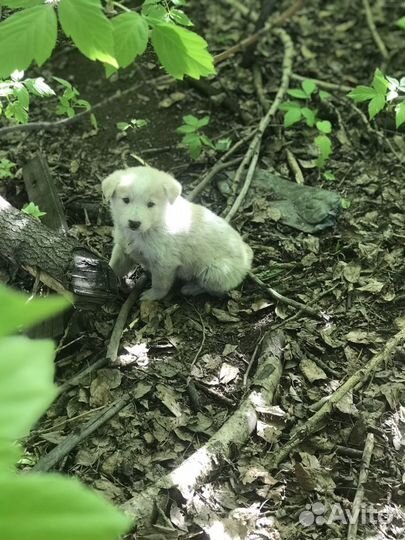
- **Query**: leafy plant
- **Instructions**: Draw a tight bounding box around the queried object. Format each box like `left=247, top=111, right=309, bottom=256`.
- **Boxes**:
left=0, top=284, right=132, bottom=540
left=0, top=0, right=215, bottom=82
left=22, top=202, right=47, bottom=219
left=116, top=118, right=148, bottom=132
left=279, top=79, right=333, bottom=169
left=0, top=69, right=54, bottom=124
left=396, top=16, right=405, bottom=30
left=348, top=68, right=405, bottom=128
left=0, top=157, right=15, bottom=179
left=53, top=77, right=91, bottom=118
left=176, top=114, right=231, bottom=159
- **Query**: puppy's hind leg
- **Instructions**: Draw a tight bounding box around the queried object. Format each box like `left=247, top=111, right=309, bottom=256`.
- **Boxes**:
left=141, top=266, right=177, bottom=301
left=196, top=265, right=237, bottom=296
left=181, top=281, right=206, bottom=296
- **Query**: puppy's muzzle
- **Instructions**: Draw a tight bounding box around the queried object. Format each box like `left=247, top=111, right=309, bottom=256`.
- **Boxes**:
left=128, top=220, right=141, bottom=231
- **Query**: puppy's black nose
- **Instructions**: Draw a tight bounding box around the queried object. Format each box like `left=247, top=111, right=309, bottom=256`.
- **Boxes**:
left=128, top=220, right=141, bottom=230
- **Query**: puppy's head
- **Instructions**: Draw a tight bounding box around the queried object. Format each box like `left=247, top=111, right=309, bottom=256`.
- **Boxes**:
left=102, top=166, right=182, bottom=233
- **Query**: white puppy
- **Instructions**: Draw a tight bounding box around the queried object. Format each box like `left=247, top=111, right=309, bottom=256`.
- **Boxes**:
left=102, top=166, right=253, bottom=301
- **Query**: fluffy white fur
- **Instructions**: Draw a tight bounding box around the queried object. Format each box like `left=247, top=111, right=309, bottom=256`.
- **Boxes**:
left=102, top=166, right=253, bottom=301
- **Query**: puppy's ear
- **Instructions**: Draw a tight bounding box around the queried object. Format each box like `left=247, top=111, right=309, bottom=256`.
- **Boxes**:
left=161, top=172, right=182, bottom=203
left=102, top=171, right=121, bottom=201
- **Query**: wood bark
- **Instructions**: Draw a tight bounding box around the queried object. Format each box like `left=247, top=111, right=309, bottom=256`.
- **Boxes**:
left=0, top=195, right=117, bottom=305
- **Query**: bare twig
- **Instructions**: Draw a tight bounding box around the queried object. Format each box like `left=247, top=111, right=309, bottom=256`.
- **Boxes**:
left=347, top=433, right=375, bottom=540
left=362, top=0, right=389, bottom=60
left=32, top=396, right=132, bottom=472
left=224, top=28, right=294, bottom=222
left=106, top=274, right=147, bottom=362
left=214, top=0, right=305, bottom=64
left=271, top=327, right=405, bottom=467
left=249, top=271, right=323, bottom=319
left=291, top=73, right=352, bottom=93
left=286, top=148, right=304, bottom=184
left=187, top=157, right=242, bottom=202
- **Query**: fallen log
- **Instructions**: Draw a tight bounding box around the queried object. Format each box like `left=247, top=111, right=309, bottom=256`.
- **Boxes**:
left=121, top=330, right=285, bottom=529
left=0, top=195, right=118, bottom=306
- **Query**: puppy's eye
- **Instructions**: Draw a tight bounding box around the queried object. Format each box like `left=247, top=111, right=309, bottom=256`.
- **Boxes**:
left=147, top=201, right=155, bottom=208
left=122, top=197, right=130, bottom=204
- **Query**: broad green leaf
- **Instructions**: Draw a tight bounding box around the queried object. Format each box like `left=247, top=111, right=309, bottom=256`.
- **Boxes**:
left=315, top=134, right=332, bottom=167
left=176, top=124, right=197, bottom=134
left=111, top=12, right=149, bottom=68
left=372, top=68, right=388, bottom=94
left=25, top=77, right=55, bottom=97
left=58, top=0, right=118, bottom=68
left=395, top=101, right=405, bottom=128
left=348, top=85, right=376, bottom=102
left=195, top=115, right=210, bottom=128
left=0, top=284, right=70, bottom=337
left=278, top=101, right=299, bottom=111
left=396, top=16, right=405, bottom=29
left=301, top=107, right=316, bottom=127
left=15, top=85, right=29, bottom=108
left=0, top=336, right=57, bottom=440
left=22, top=202, right=47, bottom=218
left=0, top=1, right=43, bottom=7
left=0, top=474, right=133, bottom=540
left=142, top=3, right=168, bottom=23
left=183, top=114, right=200, bottom=125
left=287, top=88, right=309, bottom=99
left=0, top=442, right=21, bottom=471
left=301, top=79, right=317, bottom=96
left=316, top=120, right=332, bottom=133
left=368, top=94, right=385, bottom=119
left=170, top=8, right=193, bottom=26
left=319, top=90, right=332, bottom=101
left=284, top=107, right=302, bottom=127
left=151, top=22, right=215, bottom=80
left=0, top=5, right=57, bottom=78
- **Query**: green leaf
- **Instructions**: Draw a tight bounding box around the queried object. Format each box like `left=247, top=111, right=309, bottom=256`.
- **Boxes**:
left=58, top=0, right=118, bottom=68
left=0, top=284, right=70, bottom=337
left=170, top=8, right=193, bottom=26
left=142, top=3, right=168, bottom=23
left=396, top=16, right=405, bottom=29
left=200, top=134, right=214, bottom=148
left=368, top=94, right=385, bottom=119
left=319, top=90, right=332, bottom=101
left=284, top=107, right=302, bottom=127
left=176, top=124, right=197, bottom=134
left=301, top=107, right=316, bottom=127
left=0, top=1, right=43, bottom=8
left=116, top=121, right=130, bottom=131
left=316, top=120, right=332, bottom=133
left=348, top=85, right=376, bottom=102
left=111, top=12, right=149, bottom=68
left=15, top=85, right=29, bottom=108
left=0, top=5, right=57, bottom=78
left=395, top=101, right=405, bottom=128
left=323, top=170, right=335, bottom=181
left=22, top=201, right=47, bottom=218
left=0, top=336, right=57, bottom=440
left=301, top=79, right=317, bottom=96
left=182, top=114, right=200, bottom=126
left=0, top=474, right=133, bottom=540
left=25, top=77, right=55, bottom=97
left=0, top=442, right=21, bottom=470
left=151, top=22, right=215, bottom=80
left=287, top=88, right=309, bottom=99
left=278, top=101, right=299, bottom=111
left=341, top=197, right=351, bottom=209
left=372, top=68, right=388, bottom=94
left=314, top=134, right=332, bottom=168
left=195, top=115, right=210, bottom=128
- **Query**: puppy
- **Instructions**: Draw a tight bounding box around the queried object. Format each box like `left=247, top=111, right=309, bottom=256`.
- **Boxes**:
left=102, top=166, right=253, bottom=301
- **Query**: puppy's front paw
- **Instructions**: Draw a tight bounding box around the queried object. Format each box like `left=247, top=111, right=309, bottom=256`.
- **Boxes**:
left=141, top=288, right=166, bottom=302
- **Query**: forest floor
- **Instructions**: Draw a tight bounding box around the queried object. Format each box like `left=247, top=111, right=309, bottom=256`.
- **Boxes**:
left=1, top=1, right=405, bottom=539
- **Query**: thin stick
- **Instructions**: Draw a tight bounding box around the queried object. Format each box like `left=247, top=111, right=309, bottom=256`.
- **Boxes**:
left=32, top=396, right=132, bottom=472
left=187, top=157, right=242, bottom=202
left=362, top=0, right=389, bottom=60
left=271, top=327, right=405, bottom=467
left=347, top=432, right=375, bottom=540
left=107, top=274, right=147, bottom=362
left=214, top=0, right=305, bottom=64
left=224, top=28, right=294, bottom=222
left=249, top=271, right=323, bottom=319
